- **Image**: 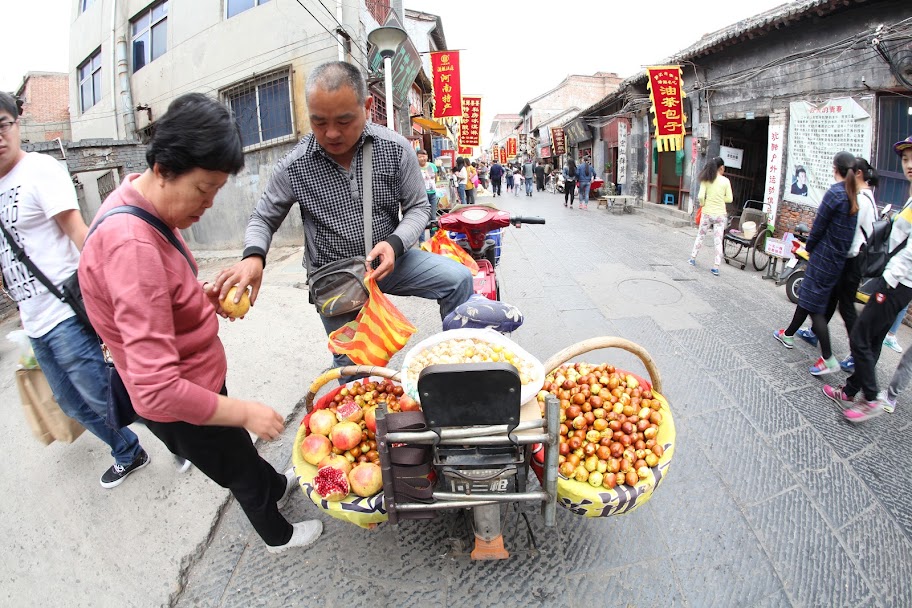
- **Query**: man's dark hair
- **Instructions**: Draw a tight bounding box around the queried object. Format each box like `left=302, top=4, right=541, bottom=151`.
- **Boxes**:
left=0, top=92, right=23, bottom=118
left=146, top=93, right=244, bottom=178
left=306, top=61, right=368, bottom=104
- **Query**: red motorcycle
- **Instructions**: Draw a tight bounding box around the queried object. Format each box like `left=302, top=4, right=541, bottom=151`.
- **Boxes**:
left=436, top=204, right=545, bottom=301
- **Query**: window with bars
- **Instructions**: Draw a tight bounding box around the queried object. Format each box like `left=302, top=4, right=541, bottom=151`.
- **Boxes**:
left=78, top=49, right=102, bottom=113
left=132, top=1, right=169, bottom=73
left=366, top=0, right=391, bottom=23
left=227, top=0, right=271, bottom=19
left=225, top=71, right=294, bottom=149
left=370, top=92, right=387, bottom=125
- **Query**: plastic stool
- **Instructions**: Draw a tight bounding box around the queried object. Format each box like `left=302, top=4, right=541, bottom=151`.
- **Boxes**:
left=663, top=193, right=675, bottom=205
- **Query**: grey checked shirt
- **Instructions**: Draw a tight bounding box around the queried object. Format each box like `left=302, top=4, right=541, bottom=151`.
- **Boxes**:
left=243, top=123, right=430, bottom=272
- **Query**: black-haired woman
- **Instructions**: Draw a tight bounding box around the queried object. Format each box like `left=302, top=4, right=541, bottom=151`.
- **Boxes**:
left=563, top=158, right=577, bottom=207
left=688, top=157, right=733, bottom=276
left=79, top=93, right=322, bottom=554
left=774, top=152, right=858, bottom=376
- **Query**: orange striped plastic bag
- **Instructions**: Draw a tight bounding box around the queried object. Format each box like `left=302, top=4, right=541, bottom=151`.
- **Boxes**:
left=420, top=230, right=479, bottom=275
left=327, top=273, right=417, bottom=366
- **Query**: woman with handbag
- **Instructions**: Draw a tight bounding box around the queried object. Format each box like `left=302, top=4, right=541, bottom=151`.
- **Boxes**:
left=688, top=157, right=733, bottom=276
left=78, top=94, right=322, bottom=554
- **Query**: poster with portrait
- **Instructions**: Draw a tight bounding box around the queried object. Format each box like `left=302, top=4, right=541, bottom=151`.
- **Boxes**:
left=784, top=98, right=872, bottom=207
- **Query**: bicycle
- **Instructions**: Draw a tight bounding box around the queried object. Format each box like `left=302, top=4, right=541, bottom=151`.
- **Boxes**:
left=545, top=172, right=558, bottom=194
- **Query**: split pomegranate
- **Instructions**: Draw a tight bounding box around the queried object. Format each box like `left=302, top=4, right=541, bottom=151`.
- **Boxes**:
left=313, top=465, right=350, bottom=501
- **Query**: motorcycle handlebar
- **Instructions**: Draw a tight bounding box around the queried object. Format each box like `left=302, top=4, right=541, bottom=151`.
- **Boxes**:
left=511, top=216, right=546, bottom=225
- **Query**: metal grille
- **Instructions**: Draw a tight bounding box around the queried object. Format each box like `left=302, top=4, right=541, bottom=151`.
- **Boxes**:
left=97, top=171, right=117, bottom=204
left=223, top=69, right=295, bottom=149
left=371, top=92, right=386, bottom=125
left=366, top=0, right=390, bottom=23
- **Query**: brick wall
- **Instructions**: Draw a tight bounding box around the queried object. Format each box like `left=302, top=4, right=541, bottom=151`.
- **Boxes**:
left=775, top=199, right=817, bottom=235
left=18, top=73, right=71, bottom=143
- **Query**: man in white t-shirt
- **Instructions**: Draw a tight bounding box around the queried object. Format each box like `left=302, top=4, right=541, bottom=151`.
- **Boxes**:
left=0, top=92, right=149, bottom=488
left=416, top=149, right=437, bottom=243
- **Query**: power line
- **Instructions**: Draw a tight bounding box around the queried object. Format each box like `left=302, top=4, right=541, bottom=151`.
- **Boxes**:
left=293, top=0, right=371, bottom=73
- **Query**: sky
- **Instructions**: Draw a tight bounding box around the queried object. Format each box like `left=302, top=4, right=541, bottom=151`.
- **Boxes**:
left=2, top=0, right=793, bottom=144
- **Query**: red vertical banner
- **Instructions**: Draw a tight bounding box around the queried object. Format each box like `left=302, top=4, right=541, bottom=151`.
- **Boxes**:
left=458, top=145, right=473, bottom=155
left=459, top=96, right=482, bottom=147
left=491, top=145, right=500, bottom=161
left=500, top=148, right=507, bottom=164
left=506, top=138, right=517, bottom=157
left=646, top=65, right=687, bottom=152
left=431, top=51, right=462, bottom=118
left=551, top=127, right=566, bottom=156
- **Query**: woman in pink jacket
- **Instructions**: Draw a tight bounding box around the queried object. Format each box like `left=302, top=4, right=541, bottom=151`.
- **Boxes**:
left=79, top=94, right=321, bottom=554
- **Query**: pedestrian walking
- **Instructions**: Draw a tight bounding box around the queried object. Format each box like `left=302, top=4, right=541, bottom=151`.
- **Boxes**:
left=213, top=61, right=472, bottom=373
left=883, top=305, right=907, bottom=352
left=523, top=158, right=535, bottom=196
left=0, top=92, right=150, bottom=489
left=774, top=151, right=859, bottom=376
left=796, top=158, right=879, bottom=372
left=576, top=157, right=594, bottom=209
left=535, top=161, right=546, bottom=192
left=455, top=157, right=468, bottom=205
left=688, top=157, right=733, bottom=276
left=824, top=136, right=912, bottom=421
left=465, top=160, right=477, bottom=205
left=416, top=149, right=437, bottom=243
left=563, top=159, right=577, bottom=207
left=489, top=160, right=503, bottom=196
left=505, top=165, right=514, bottom=193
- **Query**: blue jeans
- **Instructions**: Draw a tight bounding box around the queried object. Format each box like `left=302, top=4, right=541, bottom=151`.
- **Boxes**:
left=457, top=185, right=466, bottom=204
left=419, top=192, right=436, bottom=244
left=319, top=248, right=474, bottom=369
left=30, top=317, right=142, bottom=465
left=890, top=304, right=909, bottom=334
left=578, top=182, right=592, bottom=205
left=525, top=177, right=534, bottom=195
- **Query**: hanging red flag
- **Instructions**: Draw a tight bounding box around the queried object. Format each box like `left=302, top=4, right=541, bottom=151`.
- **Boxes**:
left=459, top=95, right=482, bottom=147
left=506, top=138, right=517, bottom=157
left=646, top=66, right=687, bottom=152
left=431, top=51, right=462, bottom=118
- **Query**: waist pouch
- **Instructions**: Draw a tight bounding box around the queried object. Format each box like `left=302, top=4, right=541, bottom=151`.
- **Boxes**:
left=308, top=257, right=369, bottom=317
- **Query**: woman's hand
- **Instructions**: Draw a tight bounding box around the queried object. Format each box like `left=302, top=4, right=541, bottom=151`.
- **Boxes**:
left=241, top=401, right=285, bottom=440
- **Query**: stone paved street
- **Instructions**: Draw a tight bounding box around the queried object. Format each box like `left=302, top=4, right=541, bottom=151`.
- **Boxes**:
left=175, top=190, right=912, bottom=608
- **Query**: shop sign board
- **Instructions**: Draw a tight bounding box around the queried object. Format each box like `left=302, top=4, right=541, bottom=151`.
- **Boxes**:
left=764, top=123, right=785, bottom=223
left=646, top=65, right=686, bottom=152
left=617, top=121, right=628, bottom=184
left=430, top=51, right=462, bottom=118
left=720, top=146, right=744, bottom=169
left=500, top=148, right=507, bottom=164
left=551, top=127, right=566, bottom=155
left=460, top=95, right=481, bottom=147
left=506, top=137, right=517, bottom=157
left=784, top=97, right=872, bottom=207
left=564, top=119, right=589, bottom=146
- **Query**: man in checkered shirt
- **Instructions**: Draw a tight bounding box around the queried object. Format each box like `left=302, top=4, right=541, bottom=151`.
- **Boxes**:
left=214, top=61, right=473, bottom=369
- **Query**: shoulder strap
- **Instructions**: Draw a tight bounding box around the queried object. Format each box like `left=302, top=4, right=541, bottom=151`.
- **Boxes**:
left=0, top=219, right=65, bottom=300
left=362, top=138, right=373, bottom=258
left=88, top=206, right=197, bottom=276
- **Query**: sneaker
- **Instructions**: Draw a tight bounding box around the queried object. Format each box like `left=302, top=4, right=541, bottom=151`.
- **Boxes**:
left=267, top=520, right=323, bottom=554
left=878, top=389, right=897, bottom=414
left=884, top=335, right=903, bottom=353
left=277, top=468, right=299, bottom=509
left=843, top=400, right=885, bottom=423
left=687, top=258, right=696, bottom=266
left=174, top=456, right=193, bottom=474
left=810, top=356, right=840, bottom=376
left=823, top=384, right=855, bottom=408
left=839, top=355, right=855, bottom=373
left=773, top=329, right=794, bottom=349
left=711, top=268, right=720, bottom=276
left=796, top=327, right=819, bottom=347
left=100, top=450, right=150, bottom=489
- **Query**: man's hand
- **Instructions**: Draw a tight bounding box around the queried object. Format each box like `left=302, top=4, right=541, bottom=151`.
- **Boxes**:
left=241, top=401, right=285, bottom=440
left=366, top=241, right=396, bottom=281
left=212, top=257, right=264, bottom=306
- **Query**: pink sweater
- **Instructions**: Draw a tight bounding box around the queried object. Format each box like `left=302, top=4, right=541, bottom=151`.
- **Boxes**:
left=78, top=175, right=224, bottom=424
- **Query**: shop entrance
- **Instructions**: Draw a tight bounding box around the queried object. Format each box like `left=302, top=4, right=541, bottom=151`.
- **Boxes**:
left=716, top=118, right=769, bottom=213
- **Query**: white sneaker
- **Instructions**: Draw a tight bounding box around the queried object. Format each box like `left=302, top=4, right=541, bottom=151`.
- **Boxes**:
left=174, top=456, right=193, bottom=473
left=877, top=389, right=898, bottom=414
left=884, top=334, right=903, bottom=353
left=277, top=468, right=299, bottom=509
left=266, top=520, right=322, bottom=554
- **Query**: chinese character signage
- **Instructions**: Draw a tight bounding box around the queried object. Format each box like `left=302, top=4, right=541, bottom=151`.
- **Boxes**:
left=500, top=148, right=507, bottom=164
left=460, top=95, right=481, bottom=147
left=784, top=97, right=872, bottom=207
left=506, top=137, right=517, bottom=157
left=646, top=65, right=687, bottom=152
left=458, top=145, right=473, bottom=155
left=491, top=145, right=499, bottom=161
left=431, top=51, right=462, bottom=118
left=551, top=127, right=566, bottom=155
left=617, top=121, right=628, bottom=184
left=368, top=12, right=421, bottom=110
left=764, top=124, right=785, bottom=223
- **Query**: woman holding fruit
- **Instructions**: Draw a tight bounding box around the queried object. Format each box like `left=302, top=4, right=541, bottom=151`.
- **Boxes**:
left=79, top=93, right=322, bottom=554
left=688, top=156, right=733, bottom=276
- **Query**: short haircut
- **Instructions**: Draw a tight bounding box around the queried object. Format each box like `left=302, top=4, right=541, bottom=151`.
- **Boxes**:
left=146, top=93, right=244, bottom=178
left=0, top=92, right=21, bottom=118
left=305, top=61, right=367, bottom=104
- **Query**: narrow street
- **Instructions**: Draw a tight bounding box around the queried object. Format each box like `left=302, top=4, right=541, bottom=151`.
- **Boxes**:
left=164, top=189, right=911, bottom=607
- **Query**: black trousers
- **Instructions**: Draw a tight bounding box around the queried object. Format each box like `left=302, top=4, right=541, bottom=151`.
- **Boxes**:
left=144, top=387, right=292, bottom=546
left=536, top=175, right=545, bottom=191
left=491, top=177, right=501, bottom=195
left=825, top=255, right=862, bottom=336
left=846, top=278, right=912, bottom=401
left=565, top=181, right=576, bottom=204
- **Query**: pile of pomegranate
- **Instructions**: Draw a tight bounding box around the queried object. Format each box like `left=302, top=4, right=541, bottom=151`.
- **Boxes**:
left=537, top=363, right=665, bottom=490
left=301, top=379, right=419, bottom=501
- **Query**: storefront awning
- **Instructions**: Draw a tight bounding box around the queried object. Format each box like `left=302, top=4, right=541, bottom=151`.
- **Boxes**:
left=412, top=117, right=448, bottom=135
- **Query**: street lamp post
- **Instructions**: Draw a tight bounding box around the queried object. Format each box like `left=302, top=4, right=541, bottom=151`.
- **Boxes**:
left=367, top=25, right=408, bottom=132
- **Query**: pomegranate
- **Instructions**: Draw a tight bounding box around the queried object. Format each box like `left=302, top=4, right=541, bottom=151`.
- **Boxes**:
left=348, top=462, right=382, bottom=497
left=330, top=421, right=363, bottom=452
left=336, top=401, right=363, bottom=424
left=398, top=395, right=420, bottom=412
left=301, top=434, right=332, bottom=465
left=309, top=409, right=337, bottom=436
left=317, top=454, right=352, bottom=476
left=364, top=406, right=377, bottom=434
left=313, top=465, right=350, bottom=501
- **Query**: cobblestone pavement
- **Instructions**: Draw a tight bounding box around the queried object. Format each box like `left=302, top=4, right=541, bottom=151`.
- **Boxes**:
left=176, top=191, right=912, bottom=608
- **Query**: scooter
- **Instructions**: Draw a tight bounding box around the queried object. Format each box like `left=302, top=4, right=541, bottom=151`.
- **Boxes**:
left=434, top=204, right=546, bottom=301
